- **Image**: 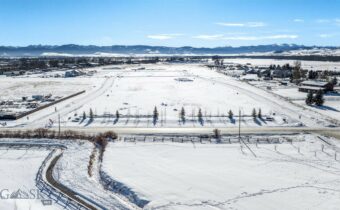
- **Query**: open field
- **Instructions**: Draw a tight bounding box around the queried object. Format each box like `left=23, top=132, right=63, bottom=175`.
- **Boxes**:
left=223, top=58, right=340, bottom=71
left=0, top=132, right=340, bottom=209
left=1, top=63, right=339, bottom=128
left=103, top=134, right=340, bottom=210
left=69, top=64, right=287, bottom=127
left=0, top=77, right=99, bottom=101
left=249, top=79, right=340, bottom=122
left=0, top=62, right=340, bottom=210
left=0, top=148, right=60, bottom=210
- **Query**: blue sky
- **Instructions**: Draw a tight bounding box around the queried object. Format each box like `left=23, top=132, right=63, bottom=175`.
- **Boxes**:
left=1, top=0, right=340, bottom=47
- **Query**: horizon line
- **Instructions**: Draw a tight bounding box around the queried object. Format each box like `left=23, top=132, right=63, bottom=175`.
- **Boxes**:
left=0, top=43, right=340, bottom=48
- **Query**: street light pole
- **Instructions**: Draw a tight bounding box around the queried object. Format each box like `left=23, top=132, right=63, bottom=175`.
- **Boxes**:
left=238, top=109, right=241, bottom=141
left=58, top=114, right=61, bottom=138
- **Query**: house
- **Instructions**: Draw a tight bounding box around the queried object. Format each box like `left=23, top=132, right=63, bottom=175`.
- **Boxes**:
left=65, top=69, right=84, bottom=77
left=271, top=69, right=292, bottom=78
left=32, top=95, right=44, bottom=100
left=240, top=74, right=258, bottom=81
left=298, top=81, right=333, bottom=93
left=258, top=69, right=271, bottom=77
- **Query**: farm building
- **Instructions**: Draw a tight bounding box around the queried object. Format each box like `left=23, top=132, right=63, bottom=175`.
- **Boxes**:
left=298, top=81, right=333, bottom=93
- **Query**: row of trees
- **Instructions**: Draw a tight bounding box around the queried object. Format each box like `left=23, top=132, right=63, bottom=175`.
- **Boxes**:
left=83, top=107, right=264, bottom=125
left=251, top=108, right=262, bottom=119
left=308, top=71, right=339, bottom=83
left=0, top=128, right=117, bottom=141
left=83, top=108, right=120, bottom=122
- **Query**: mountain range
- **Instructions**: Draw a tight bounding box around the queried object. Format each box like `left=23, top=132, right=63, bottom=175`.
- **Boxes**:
left=0, top=44, right=339, bottom=57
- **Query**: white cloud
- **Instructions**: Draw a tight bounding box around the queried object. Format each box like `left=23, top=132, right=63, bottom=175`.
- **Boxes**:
left=316, top=19, right=331, bottom=23
left=336, top=19, right=340, bottom=26
left=316, top=18, right=340, bottom=26
left=223, top=35, right=298, bottom=41
left=192, top=34, right=224, bottom=40
left=293, top=19, right=304, bottom=23
left=193, top=34, right=298, bottom=41
left=147, top=34, right=182, bottom=40
left=216, top=22, right=266, bottom=27
left=264, top=35, right=299, bottom=39
left=319, top=33, right=337, bottom=38
left=319, top=34, right=332, bottom=38
left=216, top=23, right=245, bottom=27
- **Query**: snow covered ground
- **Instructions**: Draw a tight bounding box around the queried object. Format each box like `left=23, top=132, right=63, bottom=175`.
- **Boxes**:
left=223, top=58, right=340, bottom=71
left=52, top=139, right=138, bottom=210
left=0, top=138, right=139, bottom=210
left=0, top=148, right=61, bottom=210
left=296, top=100, right=340, bottom=121
left=0, top=77, right=100, bottom=101
left=0, top=63, right=338, bottom=128
left=58, top=64, right=303, bottom=128
left=102, top=134, right=340, bottom=210
left=249, top=80, right=340, bottom=123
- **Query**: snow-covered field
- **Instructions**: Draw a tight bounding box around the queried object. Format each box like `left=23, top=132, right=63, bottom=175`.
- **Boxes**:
left=223, top=58, right=340, bottom=71
left=103, top=134, right=340, bottom=210
left=0, top=62, right=338, bottom=128
left=296, top=100, right=340, bottom=121
left=0, top=77, right=100, bottom=101
left=52, top=139, right=138, bottom=209
left=248, top=80, right=340, bottom=123
left=0, top=134, right=340, bottom=210
left=0, top=138, right=139, bottom=210
left=59, top=64, right=303, bottom=128
left=0, top=148, right=59, bottom=210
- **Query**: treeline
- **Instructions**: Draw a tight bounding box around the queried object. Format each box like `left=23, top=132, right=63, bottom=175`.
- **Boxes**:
left=222, top=55, right=340, bottom=62
left=0, top=128, right=117, bottom=142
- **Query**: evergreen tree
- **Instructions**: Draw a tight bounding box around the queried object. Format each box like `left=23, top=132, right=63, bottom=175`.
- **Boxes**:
left=314, top=90, right=324, bottom=106
left=89, top=108, right=94, bottom=120
left=82, top=111, right=86, bottom=120
left=180, top=107, right=186, bottom=123
left=213, top=129, right=221, bottom=141
left=228, top=110, right=233, bottom=119
left=198, top=108, right=203, bottom=124
left=305, top=92, right=314, bottom=105
left=252, top=108, right=257, bottom=119
left=258, top=108, right=262, bottom=119
left=115, top=110, right=120, bottom=119
left=153, top=106, right=159, bottom=125
left=332, top=77, right=338, bottom=86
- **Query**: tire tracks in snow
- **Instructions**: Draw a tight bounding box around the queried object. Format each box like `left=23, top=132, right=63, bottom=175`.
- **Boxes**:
left=196, top=75, right=329, bottom=127
left=0, top=140, right=139, bottom=210
left=26, top=76, right=115, bottom=129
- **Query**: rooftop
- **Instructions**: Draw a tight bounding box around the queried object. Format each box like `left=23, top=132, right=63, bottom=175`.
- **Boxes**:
left=300, top=80, right=328, bottom=87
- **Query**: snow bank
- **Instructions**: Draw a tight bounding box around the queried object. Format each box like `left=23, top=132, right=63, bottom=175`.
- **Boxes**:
left=99, top=170, right=149, bottom=208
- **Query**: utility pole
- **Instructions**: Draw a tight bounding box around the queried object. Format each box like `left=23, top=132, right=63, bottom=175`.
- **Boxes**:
left=58, top=114, right=61, bottom=138
left=238, top=109, right=241, bottom=141
left=164, top=107, right=167, bottom=125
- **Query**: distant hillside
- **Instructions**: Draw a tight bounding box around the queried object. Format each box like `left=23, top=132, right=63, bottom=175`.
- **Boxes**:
left=0, top=44, right=339, bottom=57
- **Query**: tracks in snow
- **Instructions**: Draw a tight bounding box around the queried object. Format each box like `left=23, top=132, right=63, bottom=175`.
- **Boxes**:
left=26, top=77, right=115, bottom=129
left=197, top=75, right=331, bottom=127
left=0, top=140, right=139, bottom=210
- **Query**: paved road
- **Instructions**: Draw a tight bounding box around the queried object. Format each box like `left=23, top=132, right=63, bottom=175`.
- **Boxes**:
left=58, top=126, right=340, bottom=135
left=3, top=126, right=340, bottom=138
left=46, top=153, right=100, bottom=210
